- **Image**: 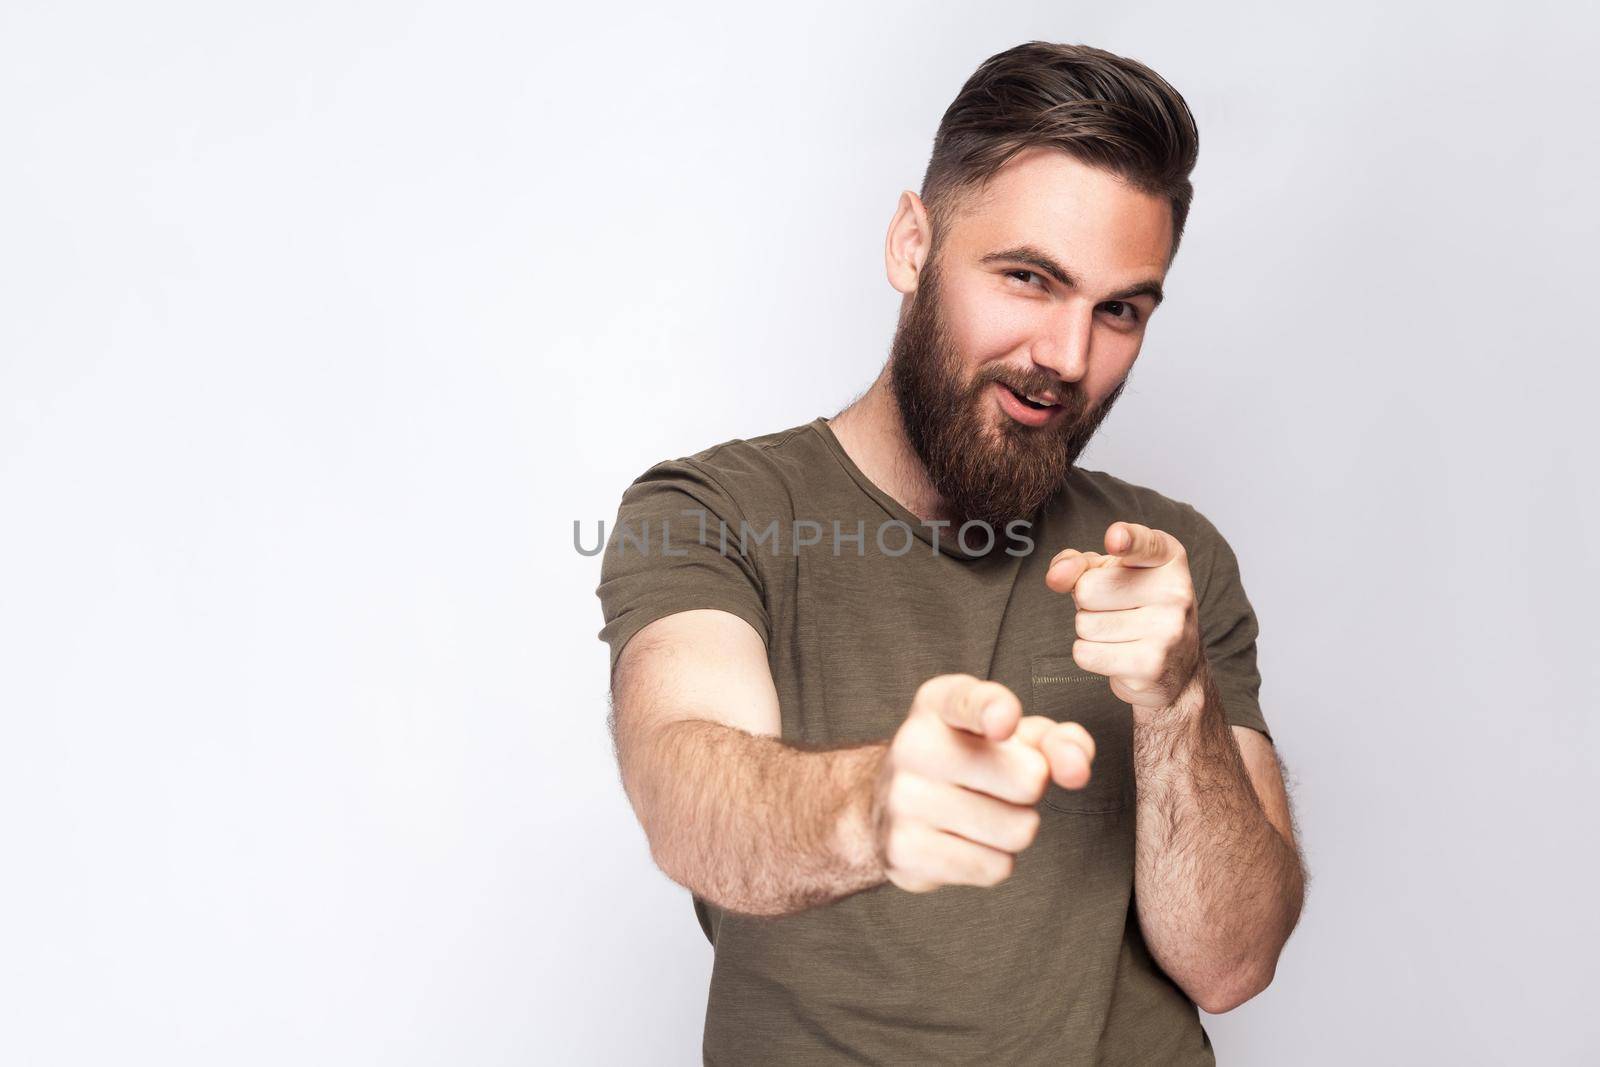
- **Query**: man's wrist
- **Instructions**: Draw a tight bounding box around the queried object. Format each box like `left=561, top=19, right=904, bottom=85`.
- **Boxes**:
left=1140, top=657, right=1217, bottom=732
left=827, top=743, right=891, bottom=880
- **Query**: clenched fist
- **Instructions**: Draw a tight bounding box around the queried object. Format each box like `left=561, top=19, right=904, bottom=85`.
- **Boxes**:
left=870, top=673, right=1097, bottom=893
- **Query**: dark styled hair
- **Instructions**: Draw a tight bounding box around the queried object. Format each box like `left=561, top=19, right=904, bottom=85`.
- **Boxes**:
left=920, top=42, right=1200, bottom=261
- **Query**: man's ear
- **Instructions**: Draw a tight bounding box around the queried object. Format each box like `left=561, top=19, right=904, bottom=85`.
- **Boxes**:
left=884, top=190, right=934, bottom=296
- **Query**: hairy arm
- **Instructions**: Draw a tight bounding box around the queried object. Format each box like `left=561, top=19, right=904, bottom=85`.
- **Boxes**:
left=1131, top=660, right=1306, bottom=1014
left=609, top=608, right=888, bottom=917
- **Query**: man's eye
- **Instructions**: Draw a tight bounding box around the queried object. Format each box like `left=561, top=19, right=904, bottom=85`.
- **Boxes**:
left=1006, top=269, right=1043, bottom=288
left=1100, top=300, right=1141, bottom=324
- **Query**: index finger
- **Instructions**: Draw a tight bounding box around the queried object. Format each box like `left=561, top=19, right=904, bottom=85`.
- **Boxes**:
left=1104, top=522, right=1181, bottom=568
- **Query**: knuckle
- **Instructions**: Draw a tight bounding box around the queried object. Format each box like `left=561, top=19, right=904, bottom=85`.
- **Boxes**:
left=884, top=824, right=916, bottom=870
left=1018, top=748, right=1050, bottom=803
left=891, top=869, right=936, bottom=893
left=1067, top=724, right=1097, bottom=763
left=886, top=772, right=919, bottom=815
left=981, top=851, right=1015, bottom=887
left=889, top=720, right=925, bottom=762
left=1012, top=807, right=1042, bottom=851
left=904, top=708, right=949, bottom=749
left=1139, top=646, right=1165, bottom=678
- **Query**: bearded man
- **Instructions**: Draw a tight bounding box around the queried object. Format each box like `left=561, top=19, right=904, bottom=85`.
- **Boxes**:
left=595, top=40, right=1306, bottom=1065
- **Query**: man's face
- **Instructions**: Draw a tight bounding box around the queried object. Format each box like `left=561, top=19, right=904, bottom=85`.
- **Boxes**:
left=888, top=147, right=1173, bottom=531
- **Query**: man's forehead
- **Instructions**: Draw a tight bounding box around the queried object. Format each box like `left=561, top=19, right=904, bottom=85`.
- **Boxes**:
left=950, top=150, right=1173, bottom=277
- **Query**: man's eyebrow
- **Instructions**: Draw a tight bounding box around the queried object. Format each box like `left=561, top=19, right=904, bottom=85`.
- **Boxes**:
left=979, top=244, right=1165, bottom=307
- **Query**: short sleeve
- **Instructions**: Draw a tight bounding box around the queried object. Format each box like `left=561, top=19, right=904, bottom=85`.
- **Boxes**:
left=594, top=457, right=771, bottom=678
left=1177, top=504, right=1272, bottom=742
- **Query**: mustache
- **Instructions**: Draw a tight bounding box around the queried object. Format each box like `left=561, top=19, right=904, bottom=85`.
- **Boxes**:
left=974, top=365, right=1088, bottom=412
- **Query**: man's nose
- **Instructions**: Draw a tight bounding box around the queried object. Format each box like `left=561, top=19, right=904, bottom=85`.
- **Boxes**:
left=1029, top=303, right=1093, bottom=382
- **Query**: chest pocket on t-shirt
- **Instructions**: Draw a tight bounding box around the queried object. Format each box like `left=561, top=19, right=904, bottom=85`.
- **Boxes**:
left=1028, top=654, right=1133, bottom=814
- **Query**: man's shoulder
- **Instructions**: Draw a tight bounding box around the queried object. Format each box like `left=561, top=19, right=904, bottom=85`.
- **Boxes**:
left=1064, top=465, right=1220, bottom=545
left=676, top=418, right=824, bottom=474
left=619, top=418, right=829, bottom=518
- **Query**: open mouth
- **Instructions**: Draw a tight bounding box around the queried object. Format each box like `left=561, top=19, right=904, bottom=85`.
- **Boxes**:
left=1004, top=384, right=1059, bottom=411
left=993, top=381, right=1064, bottom=427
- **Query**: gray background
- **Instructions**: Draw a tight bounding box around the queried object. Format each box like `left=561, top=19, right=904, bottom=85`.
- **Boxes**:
left=2, top=1, right=1596, bottom=1063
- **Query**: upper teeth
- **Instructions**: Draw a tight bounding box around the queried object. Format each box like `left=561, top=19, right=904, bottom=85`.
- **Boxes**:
left=1025, top=393, right=1054, bottom=406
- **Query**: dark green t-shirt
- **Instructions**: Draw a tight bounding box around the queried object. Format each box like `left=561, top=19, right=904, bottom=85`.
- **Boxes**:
left=595, top=417, right=1270, bottom=1065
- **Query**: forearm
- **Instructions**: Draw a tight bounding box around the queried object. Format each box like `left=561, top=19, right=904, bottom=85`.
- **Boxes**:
left=1132, top=663, right=1305, bottom=1012
left=623, top=718, right=890, bottom=917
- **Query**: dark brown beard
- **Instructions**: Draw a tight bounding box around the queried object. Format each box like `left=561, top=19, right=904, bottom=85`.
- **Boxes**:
left=888, top=250, right=1126, bottom=535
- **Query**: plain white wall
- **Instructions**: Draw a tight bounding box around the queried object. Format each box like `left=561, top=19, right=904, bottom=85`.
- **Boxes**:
left=2, top=1, right=1596, bottom=1063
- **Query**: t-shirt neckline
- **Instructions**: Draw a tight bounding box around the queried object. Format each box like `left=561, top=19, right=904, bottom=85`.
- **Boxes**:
left=806, top=415, right=993, bottom=561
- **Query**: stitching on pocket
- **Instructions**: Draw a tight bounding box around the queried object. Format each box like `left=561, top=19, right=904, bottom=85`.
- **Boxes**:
left=1029, top=654, right=1131, bottom=814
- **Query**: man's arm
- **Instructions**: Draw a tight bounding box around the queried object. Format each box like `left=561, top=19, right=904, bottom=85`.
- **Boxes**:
left=609, top=609, right=885, bottom=916
left=609, top=608, right=1092, bottom=917
left=1130, top=663, right=1306, bottom=1014
left=1046, top=520, right=1306, bottom=1014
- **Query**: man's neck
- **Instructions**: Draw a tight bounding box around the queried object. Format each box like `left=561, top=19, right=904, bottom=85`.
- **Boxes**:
left=827, top=370, right=953, bottom=524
